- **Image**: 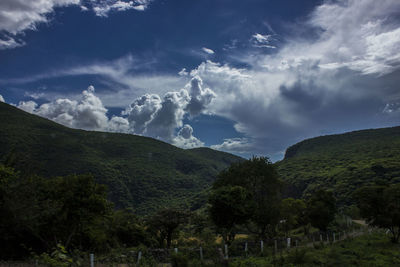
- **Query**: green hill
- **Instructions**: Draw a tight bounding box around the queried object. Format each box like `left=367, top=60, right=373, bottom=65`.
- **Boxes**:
left=276, top=127, right=400, bottom=205
left=0, top=102, right=242, bottom=214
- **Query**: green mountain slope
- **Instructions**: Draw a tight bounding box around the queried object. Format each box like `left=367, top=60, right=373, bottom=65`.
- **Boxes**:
left=276, top=127, right=400, bottom=205
left=0, top=102, right=242, bottom=214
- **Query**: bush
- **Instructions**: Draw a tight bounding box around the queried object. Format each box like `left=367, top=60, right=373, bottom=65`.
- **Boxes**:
left=171, top=252, right=189, bottom=267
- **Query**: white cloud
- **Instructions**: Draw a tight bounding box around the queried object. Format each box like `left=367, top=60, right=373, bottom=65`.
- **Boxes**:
left=17, top=85, right=128, bottom=132
left=18, top=100, right=38, bottom=113
left=0, top=36, right=25, bottom=50
left=202, top=47, right=215, bottom=55
left=185, top=76, right=216, bottom=116
left=251, top=33, right=275, bottom=48
left=0, top=95, right=4, bottom=102
left=13, top=78, right=211, bottom=149
left=1, top=55, right=183, bottom=107
left=178, top=68, right=189, bottom=76
left=124, top=93, right=163, bottom=134
left=0, top=0, right=153, bottom=49
left=123, top=76, right=214, bottom=144
left=191, top=0, right=400, bottom=158
left=173, top=124, right=204, bottom=149
left=211, top=138, right=253, bottom=154
left=91, top=0, right=152, bottom=17
left=0, top=0, right=79, bottom=49
left=383, top=102, right=400, bottom=114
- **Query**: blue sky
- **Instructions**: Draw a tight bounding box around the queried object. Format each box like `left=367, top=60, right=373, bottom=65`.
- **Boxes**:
left=1, top=0, right=400, bottom=161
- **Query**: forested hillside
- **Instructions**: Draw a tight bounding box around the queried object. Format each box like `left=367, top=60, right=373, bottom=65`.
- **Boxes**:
left=0, top=102, right=241, bottom=214
left=277, top=127, right=400, bottom=205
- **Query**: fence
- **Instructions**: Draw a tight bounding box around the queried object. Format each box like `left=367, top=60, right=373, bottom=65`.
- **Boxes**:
left=0, top=229, right=367, bottom=267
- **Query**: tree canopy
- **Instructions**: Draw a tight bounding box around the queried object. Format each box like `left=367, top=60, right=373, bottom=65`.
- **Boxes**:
left=209, top=156, right=283, bottom=240
left=354, top=184, right=400, bottom=243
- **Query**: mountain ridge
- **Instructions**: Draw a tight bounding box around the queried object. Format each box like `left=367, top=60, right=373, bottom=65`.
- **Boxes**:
left=277, top=125, right=400, bottom=205
left=0, top=102, right=242, bottom=214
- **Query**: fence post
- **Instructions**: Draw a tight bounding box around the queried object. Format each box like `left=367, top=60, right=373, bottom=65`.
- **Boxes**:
left=224, top=244, right=228, bottom=259
left=320, top=234, right=323, bottom=242
left=199, top=247, right=203, bottom=261
left=137, top=251, right=142, bottom=265
left=260, top=240, right=264, bottom=254
left=174, top=248, right=178, bottom=254
left=90, top=253, right=94, bottom=267
left=333, top=232, right=336, bottom=242
left=274, top=240, right=277, bottom=254
left=287, top=237, right=291, bottom=249
left=326, top=233, right=329, bottom=243
left=245, top=242, right=248, bottom=257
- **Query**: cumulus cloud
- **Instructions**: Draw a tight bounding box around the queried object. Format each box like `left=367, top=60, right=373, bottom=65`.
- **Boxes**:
left=185, top=76, right=216, bottom=116
left=190, top=0, right=400, bottom=159
left=12, top=77, right=212, bottom=149
left=202, top=47, right=215, bottom=55
left=17, top=85, right=128, bottom=132
left=123, top=76, right=215, bottom=143
left=0, top=0, right=152, bottom=49
left=124, top=94, right=162, bottom=134
left=0, top=95, right=4, bottom=102
left=173, top=124, right=204, bottom=149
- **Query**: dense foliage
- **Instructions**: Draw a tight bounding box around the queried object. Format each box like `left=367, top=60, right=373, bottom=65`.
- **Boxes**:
left=354, top=183, right=400, bottom=243
left=209, top=157, right=284, bottom=240
left=0, top=165, right=113, bottom=259
left=0, top=102, right=241, bottom=214
left=276, top=126, right=400, bottom=206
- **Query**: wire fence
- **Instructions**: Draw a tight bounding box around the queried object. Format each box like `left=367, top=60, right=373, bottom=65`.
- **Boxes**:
left=0, top=229, right=369, bottom=267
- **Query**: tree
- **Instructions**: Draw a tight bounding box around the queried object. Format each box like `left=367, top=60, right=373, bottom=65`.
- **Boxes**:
left=307, top=190, right=336, bottom=232
left=279, top=198, right=307, bottom=236
left=109, top=209, right=150, bottom=247
left=0, top=167, right=113, bottom=259
left=354, top=184, right=400, bottom=243
left=210, top=157, right=283, bottom=239
left=148, top=208, right=189, bottom=248
left=208, top=186, right=253, bottom=244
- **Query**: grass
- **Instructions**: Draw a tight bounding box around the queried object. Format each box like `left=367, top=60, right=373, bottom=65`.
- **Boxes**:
left=228, top=232, right=400, bottom=266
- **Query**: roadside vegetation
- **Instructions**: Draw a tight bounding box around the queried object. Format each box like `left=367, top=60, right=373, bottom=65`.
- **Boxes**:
left=2, top=156, right=400, bottom=266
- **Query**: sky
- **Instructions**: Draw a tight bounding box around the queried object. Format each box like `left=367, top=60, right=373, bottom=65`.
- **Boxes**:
left=0, top=0, right=400, bottom=161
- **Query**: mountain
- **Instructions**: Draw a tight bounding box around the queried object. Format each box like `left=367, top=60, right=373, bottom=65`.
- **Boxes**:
left=276, top=126, right=400, bottom=206
left=0, top=102, right=242, bottom=214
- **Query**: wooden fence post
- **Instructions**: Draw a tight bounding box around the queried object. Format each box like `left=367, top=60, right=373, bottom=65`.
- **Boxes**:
left=137, top=251, right=142, bottom=265
left=199, top=247, right=203, bottom=261
left=90, top=253, right=94, bottom=267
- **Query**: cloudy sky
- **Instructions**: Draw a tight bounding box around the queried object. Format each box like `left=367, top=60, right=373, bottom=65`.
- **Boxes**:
left=1, top=0, right=400, bottom=160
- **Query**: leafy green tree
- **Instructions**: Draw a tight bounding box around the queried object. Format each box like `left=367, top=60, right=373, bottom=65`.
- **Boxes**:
left=148, top=208, right=189, bottom=248
left=0, top=166, right=113, bottom=259
left=208, top=186, right=253, bottom=244
left=307, top=190, right=337, bottom=232
left=279, top=198, right=307, bottom=236
left=354, top=184, right=400, bottom=243
left=109, top=209, right=150, bottom=247
left=211, top=157, right=283, bottom=239
left=43, top=174, right=113, bottom=250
